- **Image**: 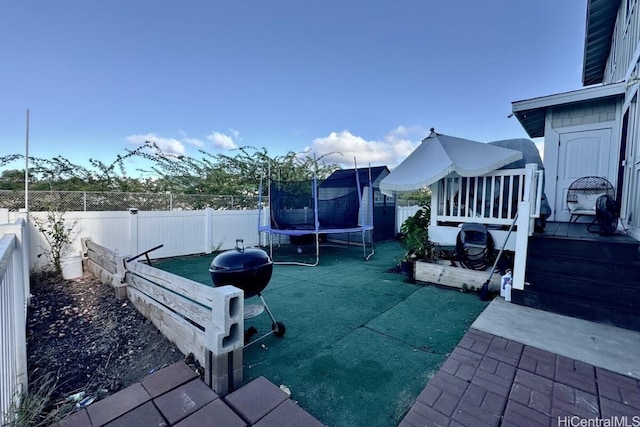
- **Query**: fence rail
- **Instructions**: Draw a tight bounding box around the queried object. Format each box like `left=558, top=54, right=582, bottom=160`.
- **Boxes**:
left=0, top=190, right=259, bottom=212
left=0, top=218, right=29, bottom=426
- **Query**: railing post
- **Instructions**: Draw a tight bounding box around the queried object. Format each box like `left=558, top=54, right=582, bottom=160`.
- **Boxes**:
left=430, top=183, right=438, bottom=228
left=512, top=200, right=531, bottom=291
left=523, top=163, right=539, bottom=233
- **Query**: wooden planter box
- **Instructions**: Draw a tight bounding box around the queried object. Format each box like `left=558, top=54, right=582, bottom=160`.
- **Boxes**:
left=414, top=260, right=501, bottom=292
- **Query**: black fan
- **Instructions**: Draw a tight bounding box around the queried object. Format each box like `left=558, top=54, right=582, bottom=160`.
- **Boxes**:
left=595, top=194, right=618, bottom=235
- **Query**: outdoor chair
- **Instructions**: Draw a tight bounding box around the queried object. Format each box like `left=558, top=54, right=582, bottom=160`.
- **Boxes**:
left=566, top=176, right=615, bottom=223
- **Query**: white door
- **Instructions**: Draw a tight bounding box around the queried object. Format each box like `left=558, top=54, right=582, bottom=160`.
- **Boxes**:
left=554, top=128, right=614, bottom=222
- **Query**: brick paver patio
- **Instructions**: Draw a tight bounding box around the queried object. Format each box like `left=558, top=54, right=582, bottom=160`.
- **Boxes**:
left=399, top=328, right=640, bottom=427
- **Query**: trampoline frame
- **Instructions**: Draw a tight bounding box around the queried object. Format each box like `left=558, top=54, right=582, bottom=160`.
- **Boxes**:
left=258, top=165, right=375, bottom=266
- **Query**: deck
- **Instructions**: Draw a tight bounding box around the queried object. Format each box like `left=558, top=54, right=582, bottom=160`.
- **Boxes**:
left=514, top=220, right=640, bottom=332
left=538, top=221, right=638, bottom=243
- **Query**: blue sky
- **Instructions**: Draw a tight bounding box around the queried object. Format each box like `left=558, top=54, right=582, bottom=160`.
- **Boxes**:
left=1, top=1, right=587, bottom=175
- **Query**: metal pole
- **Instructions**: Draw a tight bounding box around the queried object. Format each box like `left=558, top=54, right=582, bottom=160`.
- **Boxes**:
left=24, top=109, right=29, bottom=212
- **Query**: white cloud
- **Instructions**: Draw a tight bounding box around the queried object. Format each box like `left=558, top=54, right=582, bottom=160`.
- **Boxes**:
left=182, top=137, right=205, bottom=148
left=308, top=127, right=424, bottom=168
left=177, top=130, right=205, bottom=148
left=207, top=131, right=237, bottom=150
left=125, top=133, right=186, bottom=157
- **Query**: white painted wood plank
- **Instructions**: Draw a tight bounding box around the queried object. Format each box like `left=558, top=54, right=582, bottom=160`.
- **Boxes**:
left=126, top=261, right=216, bottom=308
left=414, top=260, right=500, bottom=292
left=127, top=286, right=206, bottom=364
left=127, top=272, right=211, bottom=327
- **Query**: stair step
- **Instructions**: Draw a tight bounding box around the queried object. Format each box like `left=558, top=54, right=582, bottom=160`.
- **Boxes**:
left=523, top=271, right=640, bottom=307
left=511, top=289, right=640, bottom=333
left=525, top=254, right=640, bottom=283
left=528, top=235, right=639, bottom=263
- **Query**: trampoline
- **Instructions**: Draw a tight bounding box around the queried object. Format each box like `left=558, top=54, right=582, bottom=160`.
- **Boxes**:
left=258, top=166, right=375, bottom=266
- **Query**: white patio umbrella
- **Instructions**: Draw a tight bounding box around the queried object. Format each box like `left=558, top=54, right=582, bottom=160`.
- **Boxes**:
left=379, top=130, right=523, bottom=195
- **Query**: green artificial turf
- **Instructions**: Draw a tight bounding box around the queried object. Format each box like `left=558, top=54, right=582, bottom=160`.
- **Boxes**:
left=153, top=240, right=489, bottom=427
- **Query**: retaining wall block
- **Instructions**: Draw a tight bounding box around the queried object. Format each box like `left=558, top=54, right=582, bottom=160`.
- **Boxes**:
left=205, top=285, right=244, bottom=355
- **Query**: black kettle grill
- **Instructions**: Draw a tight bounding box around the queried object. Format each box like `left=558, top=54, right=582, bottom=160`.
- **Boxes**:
left=209, top=239, right=285, bottom=345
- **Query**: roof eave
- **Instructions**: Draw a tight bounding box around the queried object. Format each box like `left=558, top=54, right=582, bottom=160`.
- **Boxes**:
left=511, top=82, right=626, bottom=138
left=582, top=0, right=621, bottom=86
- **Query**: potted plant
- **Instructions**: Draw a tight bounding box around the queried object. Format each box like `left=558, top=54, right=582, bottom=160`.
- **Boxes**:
left=398, top=205, right=432, bottom=276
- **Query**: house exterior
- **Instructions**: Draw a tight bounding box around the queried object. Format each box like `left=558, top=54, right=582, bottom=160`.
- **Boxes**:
left=503, top=0, right=640, bottom=332
left=414, top=0, right=640, bottom=331
left=512, top=0, right=640, bottom=242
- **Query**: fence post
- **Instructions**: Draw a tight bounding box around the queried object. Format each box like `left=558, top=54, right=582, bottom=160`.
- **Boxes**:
left=13, top=215, right=30, bottom=305
left=203, top=285, right=244, bottom=396
left=204, top=208, right=213, bottom=254
left=128, top=208, right=139, bottom=257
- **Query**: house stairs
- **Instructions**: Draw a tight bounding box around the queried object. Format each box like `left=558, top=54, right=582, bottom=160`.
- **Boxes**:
left=511, top=222, right=640, bottom=332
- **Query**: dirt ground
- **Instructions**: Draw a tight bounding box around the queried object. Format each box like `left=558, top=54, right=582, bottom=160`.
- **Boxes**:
left=26, top=271, right=187, bottom=421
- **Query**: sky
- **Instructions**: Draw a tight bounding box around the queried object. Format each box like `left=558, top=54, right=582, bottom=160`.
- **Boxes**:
left=1, top=1, right=588, bottom=176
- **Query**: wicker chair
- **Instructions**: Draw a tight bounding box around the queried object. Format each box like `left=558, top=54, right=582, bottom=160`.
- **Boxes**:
left=566, top=176, right=615, bottom=223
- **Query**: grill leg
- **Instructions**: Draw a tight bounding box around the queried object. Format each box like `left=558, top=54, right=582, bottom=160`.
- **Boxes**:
left=258, top=293, right=278, bottom=327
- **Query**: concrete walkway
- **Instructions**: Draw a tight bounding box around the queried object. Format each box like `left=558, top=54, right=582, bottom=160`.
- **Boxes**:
left=399, top=298, right=640, bottom=426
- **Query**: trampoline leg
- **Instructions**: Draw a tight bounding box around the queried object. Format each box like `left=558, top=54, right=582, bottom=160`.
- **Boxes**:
left=361, top=229, right=375, bottom=261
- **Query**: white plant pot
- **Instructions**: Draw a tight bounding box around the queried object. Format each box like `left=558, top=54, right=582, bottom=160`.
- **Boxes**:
left=61, top=255, right=83, bottom=280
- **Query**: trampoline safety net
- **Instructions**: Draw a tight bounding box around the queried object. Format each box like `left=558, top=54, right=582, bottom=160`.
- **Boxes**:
left=269, top=179, right=362, bottom=230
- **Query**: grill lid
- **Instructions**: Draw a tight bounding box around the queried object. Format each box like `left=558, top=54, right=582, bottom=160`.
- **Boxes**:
left=209, top=239, right=272, bottom=272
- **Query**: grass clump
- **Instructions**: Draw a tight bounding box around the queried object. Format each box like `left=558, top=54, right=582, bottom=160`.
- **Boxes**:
left=6, top=372, right=74, bottom=427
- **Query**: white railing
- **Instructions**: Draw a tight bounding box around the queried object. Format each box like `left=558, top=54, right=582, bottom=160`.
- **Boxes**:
left=0, top=216, right=29, bottom=426
left=433, top=167, right=531, bottom=226
left=430, top=164, right=544, bottom=292
left=513, top=164, right=544, bottom=291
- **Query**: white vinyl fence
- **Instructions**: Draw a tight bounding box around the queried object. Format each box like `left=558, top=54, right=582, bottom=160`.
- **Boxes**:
left=9, top=206, right=416, bottom=272
left=0, top=215, right=29, bottom=426
left=10, top=208, right=265, bottom=271
left=396, top=205, right=421, bottom=232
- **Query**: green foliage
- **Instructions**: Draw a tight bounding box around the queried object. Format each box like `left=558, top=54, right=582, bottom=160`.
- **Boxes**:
left=32, top=211, right=77, bottom=276
left=130, top=141, right=340, bottom=195
left=1, top=142, right=341, bottom=197
left=7, top=372, right=73, bottom=427
left=397, top=188, right=431, bottom=206
left=398, top=205, right=435, bottom=262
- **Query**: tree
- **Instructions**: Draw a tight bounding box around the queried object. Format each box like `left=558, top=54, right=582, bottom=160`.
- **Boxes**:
left=0, top=142, right=341, bottom=196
